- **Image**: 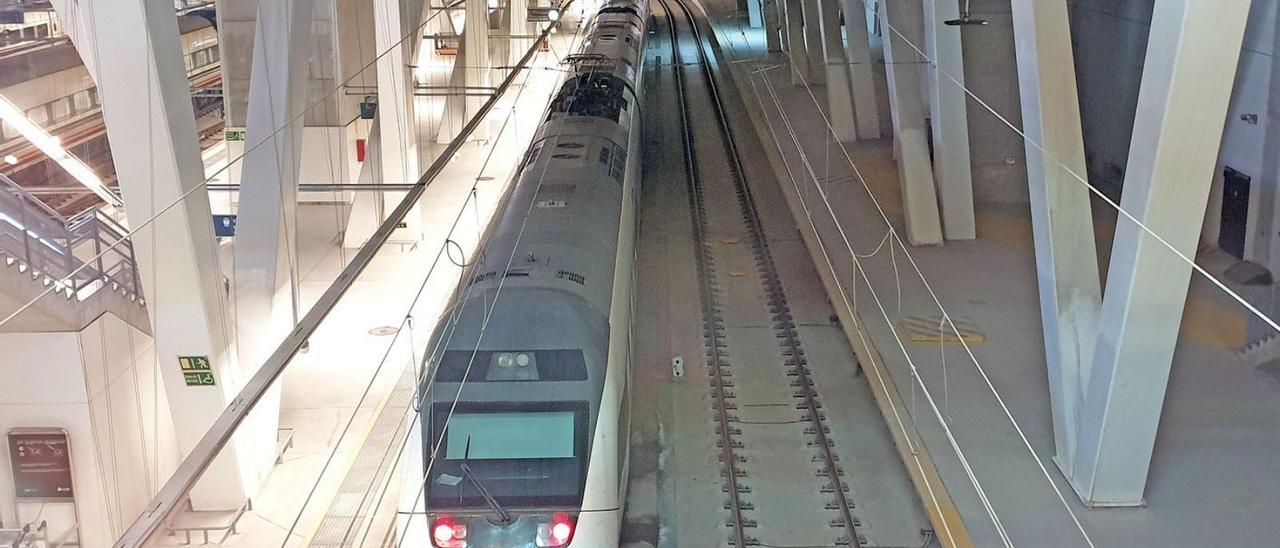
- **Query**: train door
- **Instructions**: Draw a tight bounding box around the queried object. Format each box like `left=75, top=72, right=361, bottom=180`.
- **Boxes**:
left=1219, top=166, right=1250, bottom=259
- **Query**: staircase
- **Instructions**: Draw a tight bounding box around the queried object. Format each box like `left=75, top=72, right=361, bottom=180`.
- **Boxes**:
left=0, top=174, right=148, bottom=332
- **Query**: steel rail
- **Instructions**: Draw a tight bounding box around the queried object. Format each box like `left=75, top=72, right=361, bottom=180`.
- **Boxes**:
left=658, top=0, right=751, bottom=544
left=667, top=0, right=864, bottom=544
left=112, top=17, right=564, bottom=547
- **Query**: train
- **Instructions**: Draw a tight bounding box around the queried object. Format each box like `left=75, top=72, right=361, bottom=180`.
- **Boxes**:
left=0, top=13, right=219, bottom=214
left=396, top=0, right=648, bottom=546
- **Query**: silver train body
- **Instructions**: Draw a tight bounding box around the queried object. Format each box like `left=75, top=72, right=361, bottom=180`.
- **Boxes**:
left=397, top=2, right=648, bottom=546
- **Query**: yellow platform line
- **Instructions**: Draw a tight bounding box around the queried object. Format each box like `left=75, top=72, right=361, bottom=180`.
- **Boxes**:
left=901, top=316, right=987, bottom=344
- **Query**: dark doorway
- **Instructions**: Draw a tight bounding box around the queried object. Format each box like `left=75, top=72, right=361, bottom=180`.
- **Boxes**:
left=1219, top=166, right=1251, bottom=259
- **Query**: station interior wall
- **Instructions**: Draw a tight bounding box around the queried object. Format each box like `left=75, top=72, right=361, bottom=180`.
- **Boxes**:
left=1070, top=0, right=1280, bottom=273
left=0, top=312, right=178, bottom=548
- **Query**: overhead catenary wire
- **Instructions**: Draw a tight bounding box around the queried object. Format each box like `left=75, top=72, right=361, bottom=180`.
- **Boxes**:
left=0, top=0, right=475, bottom=330
left=394, top=18, right=624, bottom=548
left=112, top=4, right=566, bottom=544
left=275, top=23, right=552, bottom=544
left=867, top=0, right=1280, bottom=335
left=711, top=6, right=1098, bottom=546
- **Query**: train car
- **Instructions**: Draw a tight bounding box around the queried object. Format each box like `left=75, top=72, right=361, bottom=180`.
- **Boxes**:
left=396, top=1, right=648, bottom=546
left=0, top=14, right=219, bottom=213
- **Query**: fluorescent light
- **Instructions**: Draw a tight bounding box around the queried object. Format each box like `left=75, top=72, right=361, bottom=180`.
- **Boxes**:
left=0, top=95, right=122, bottom=207
left=3, top=155, right=15, bottom=165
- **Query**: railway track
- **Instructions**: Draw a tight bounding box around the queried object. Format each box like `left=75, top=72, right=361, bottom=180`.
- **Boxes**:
left=657, top=0, right=864, bottom=545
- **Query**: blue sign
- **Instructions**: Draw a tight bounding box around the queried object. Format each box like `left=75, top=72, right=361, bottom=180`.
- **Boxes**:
left=213, top=214, right=237, bottom=237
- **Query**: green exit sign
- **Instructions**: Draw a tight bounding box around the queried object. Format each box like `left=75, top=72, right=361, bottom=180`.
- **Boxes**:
left=225, top=129, right=245, bottom=142
left=178, top=355, right=216, bottom=386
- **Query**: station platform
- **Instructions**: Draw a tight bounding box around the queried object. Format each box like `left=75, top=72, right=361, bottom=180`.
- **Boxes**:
left=166, top=16, right=592, bottom=547
left=699, top=3, right=1280, bottom=547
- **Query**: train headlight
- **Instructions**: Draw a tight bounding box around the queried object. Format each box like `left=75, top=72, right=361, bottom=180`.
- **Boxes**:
left=431, top=515, right=467, bottom=547
left=535, top=512, right=576, bottom=547
left=516, top=353, right=531, bottom=367
left=497, top=353, right=515, bottom=367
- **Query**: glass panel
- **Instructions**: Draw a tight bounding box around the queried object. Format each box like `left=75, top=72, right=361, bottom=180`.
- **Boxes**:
left=445, top=411, right=575, bottom=459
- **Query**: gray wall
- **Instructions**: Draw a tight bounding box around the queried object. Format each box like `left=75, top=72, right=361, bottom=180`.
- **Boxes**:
left=1067, top=0, right=1280, bottom=274
left=962, top=0, right=1028, bottom=204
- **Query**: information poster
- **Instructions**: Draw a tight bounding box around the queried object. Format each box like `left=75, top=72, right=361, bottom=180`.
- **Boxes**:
left=7, top=429, right=74, bottom=500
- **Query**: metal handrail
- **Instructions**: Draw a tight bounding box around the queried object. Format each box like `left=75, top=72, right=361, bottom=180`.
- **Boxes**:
left=0, top=173, right=141, bottom=302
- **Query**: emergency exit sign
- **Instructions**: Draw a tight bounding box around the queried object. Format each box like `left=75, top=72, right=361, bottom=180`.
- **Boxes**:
left=179, top=356, right=216, bottom=386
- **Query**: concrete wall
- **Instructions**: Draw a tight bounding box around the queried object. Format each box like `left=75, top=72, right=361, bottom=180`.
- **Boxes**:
left=0, top=313, right=178, bottom=547
left=1069, top=0, right=1280, bottom=272
left=964, top=0, right=1029, bottom=203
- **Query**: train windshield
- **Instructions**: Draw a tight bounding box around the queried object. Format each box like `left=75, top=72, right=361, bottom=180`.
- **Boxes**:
left=427, top=402, right=589, bottom=509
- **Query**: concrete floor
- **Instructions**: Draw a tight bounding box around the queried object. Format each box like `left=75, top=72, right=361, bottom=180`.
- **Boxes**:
left=621, top=4, right=930, bottom=548
left=700, top=3, right=1280, bottom=547
left=148, top=19, right=590, bottom=546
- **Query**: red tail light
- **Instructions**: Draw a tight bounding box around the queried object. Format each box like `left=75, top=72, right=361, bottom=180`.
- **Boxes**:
left=536, top=512, right=576, bottom=547
left=430, top=515, right=467, bottom=547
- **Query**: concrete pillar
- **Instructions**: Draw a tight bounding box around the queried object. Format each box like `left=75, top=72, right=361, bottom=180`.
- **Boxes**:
left=799, top=0, right=824, bottom=84
left=374, top=0, right=424, bottom=242
left=783, top=0, right=809, bottom=85
left=232, top=0, right=315, bottom=490
left=880, top=0, right=942, bottom=245
left=840, top=0, right=880, bottom=139
left=464, top=0, right=492, bottom=139
left=1010, top=0, right=1101, bottom=476
left=50, top=0, right=247, bottom=510
left=507, top=0, right=530, bottom=65
left=819, top=0, right=855, bottom=141
left=762, top=0, right=781, bottom=52
left=923, top=0, right=974, bottom=240
left=1070, top=0, right=1252, bottom=506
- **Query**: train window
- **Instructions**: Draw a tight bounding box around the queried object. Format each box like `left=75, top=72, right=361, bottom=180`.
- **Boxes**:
left=611, top=145, right=627, bottom=181
left=184, top=54, right=194, bottom=72
left=26, top=106, right=48, bottom=126
left=598, top=145, right=611, bottom=166
left=50, top=98, right=71, bottom=122
left=522, top=142, right=544, bottom=170
left=556, top=142, right=583, bottom=149
left=72, top=90, right=92, bottom=112
left=427, top=401, right=589, bottom=509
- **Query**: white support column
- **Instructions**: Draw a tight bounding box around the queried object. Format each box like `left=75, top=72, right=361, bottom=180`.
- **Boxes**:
left=1010, top=0, right=1101, bottom=475
left=507, top=0, right=529, bottom=65
left=819, top=0, right=855, bottom=141
left=232, top=0, right=314, bottom=490
left=465, top=0, right=492, bottom=141
left=840, top=0, right=880, bottom=140
left=923, top=0, right=974, bottom=240
left=880, top=0, right=942, bottom=245
left=762, top=0, right=781, bottom=53
left=783, top=0, right=809, bottom=85
left=374, top=0, right=424, bottom=242
left=1071, top=0, right=1252, bottom=506
left=51, top=0, right=247, bottom=510
left=799, top=0, right=824, bottom=84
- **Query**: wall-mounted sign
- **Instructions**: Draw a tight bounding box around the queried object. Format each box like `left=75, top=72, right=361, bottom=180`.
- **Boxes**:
left=213, top=214, right=237, bottom=237
left=7, top=429, right=74, bottom=500
left=179, top=356, right=216, bottom=386
left=225, top=129, right=246, bottom=142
